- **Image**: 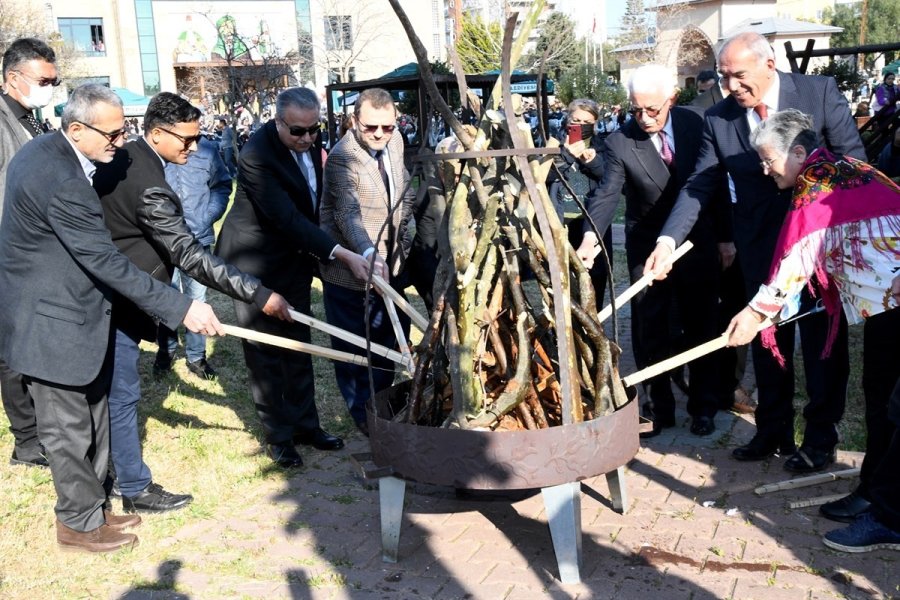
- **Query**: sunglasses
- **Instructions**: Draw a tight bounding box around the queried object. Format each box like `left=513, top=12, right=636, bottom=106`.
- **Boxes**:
left=279, top=118, right=320, bottom=137
left=358, top=122, right=395, bottom=134
left=157, top=127, right=202, bottom=149
left=13, top=70, right=62, bottom=88
left=628, top=101, right=668, bottom=119
left=77, top=121, right=127, bottom=145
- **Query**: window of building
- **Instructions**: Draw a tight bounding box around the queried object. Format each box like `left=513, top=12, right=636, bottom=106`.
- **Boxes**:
left=328, top=67, right=355, bottom=84
left=324, top=16, right=352, bottom=51
left=58, top=18, right=106, bottom=56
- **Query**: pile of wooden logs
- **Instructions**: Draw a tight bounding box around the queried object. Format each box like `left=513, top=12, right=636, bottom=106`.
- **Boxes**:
left=386, top=0, right=629, bottom=432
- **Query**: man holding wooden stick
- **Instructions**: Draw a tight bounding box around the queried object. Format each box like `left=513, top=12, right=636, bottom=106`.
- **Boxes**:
left=582, top=65, right=721, bottom=437
left=217, top=87, right=371, bottom=467
left=320, top=88, right=415, bottom=436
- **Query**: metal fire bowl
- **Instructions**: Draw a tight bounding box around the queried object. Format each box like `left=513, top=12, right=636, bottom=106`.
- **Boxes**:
left=367, top=382, right=639, bottom=490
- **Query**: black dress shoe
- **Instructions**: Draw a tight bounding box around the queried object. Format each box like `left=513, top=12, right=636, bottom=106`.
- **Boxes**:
left=267, top=442, right=304, bottom=468
left=153, top=351, right=172, bottom=376
left=690, top=415, right=716, bottom=436
left=355, top=420, right=370, bottom=438
left=783, top=446, right=835, bottom=474
left=9, top=447, right=49, bottom=468
left=639, top=414, right=676, bottom=439
left=122, top=482, right=193, bottom=513
left=819, top=489, right=871, bottom=523
left=732, top=432, right=796, bottom=461
left=293, top=428, right=344, bottom=451
left=186, top=358, right=217, bottom=380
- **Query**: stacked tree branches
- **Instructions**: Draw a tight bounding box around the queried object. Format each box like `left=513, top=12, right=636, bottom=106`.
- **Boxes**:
left=387, top=0, right=629, bottom=431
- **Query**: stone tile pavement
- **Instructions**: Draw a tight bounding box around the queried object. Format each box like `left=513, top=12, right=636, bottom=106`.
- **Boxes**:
left=113, top=224, right=897, bottom=599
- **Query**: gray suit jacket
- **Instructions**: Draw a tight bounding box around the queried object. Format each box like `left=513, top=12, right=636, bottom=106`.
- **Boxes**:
left=0, top=94, right=34, bottom=220
left=0, top=132, right=190, bottom=386
left=320, top=129, right=414, bottom=290
left=660, top=71, right=865, bottom=286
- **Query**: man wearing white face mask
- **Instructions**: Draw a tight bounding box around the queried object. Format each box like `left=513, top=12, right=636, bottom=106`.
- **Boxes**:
left=0, top=37, right=60, bottom=469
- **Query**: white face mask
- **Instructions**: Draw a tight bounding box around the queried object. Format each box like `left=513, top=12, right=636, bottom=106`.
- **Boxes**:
left=20, top=82, right=54, bottom=109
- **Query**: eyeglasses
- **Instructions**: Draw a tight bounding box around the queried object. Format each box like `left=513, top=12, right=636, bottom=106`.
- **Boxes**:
left=77, top=121, right=127, bottom=145
left=157, top=127, right=202, bottom=149
left=13, top=70, right=62, bottom=88
left=358, top=122, right=395, bottom=134
left=759, top=157, right=778, bottom=171
left=628, top=100, right=668, bottom=119
left=279, top=118, right=320, bottom=138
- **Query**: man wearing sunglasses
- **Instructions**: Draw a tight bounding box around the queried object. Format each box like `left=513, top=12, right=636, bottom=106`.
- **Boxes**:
left=0, top=84, right=223, bottom=553
left=319, top=87, right=416, bottom=436
left=217, top=87, right=371, bottom=468
left=1, top=38, right=61, bottom=470
left=93, top=92, right=292, bottom=511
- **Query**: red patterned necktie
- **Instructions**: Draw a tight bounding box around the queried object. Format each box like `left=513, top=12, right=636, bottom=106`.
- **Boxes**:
left=658, top=130, right=673, bottom=166
left=754, top=103, right=768, bottom=120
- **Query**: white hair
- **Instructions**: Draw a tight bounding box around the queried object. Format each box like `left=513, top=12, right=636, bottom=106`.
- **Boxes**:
left=627, top=65, right=677, bottom=98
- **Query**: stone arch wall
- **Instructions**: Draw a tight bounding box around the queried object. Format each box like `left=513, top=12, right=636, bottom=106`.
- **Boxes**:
left=676, top=26, right=716, bottom=89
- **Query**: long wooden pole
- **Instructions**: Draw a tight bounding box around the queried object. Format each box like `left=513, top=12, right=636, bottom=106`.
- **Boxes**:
left=370, top=274, right=429, bottom=332
left=597, top=241, right=694, bottom=322
left=755, top=468, right=860, bottom=496
left=286, top=308, right=409, bottom=368
left=221, top=324, right=370, bottom=367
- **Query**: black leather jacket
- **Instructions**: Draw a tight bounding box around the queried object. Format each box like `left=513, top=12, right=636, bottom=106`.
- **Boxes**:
left=96, top=139, right=272, bottom=340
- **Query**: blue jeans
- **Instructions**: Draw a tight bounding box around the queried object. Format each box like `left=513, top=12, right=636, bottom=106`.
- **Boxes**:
left=159, top=268, right=208, bottom=363
left=109, top=328, right=152, bottom=496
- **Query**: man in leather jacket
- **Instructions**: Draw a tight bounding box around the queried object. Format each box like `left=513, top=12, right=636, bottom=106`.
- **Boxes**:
left=94, top=92, right=291, bottom=514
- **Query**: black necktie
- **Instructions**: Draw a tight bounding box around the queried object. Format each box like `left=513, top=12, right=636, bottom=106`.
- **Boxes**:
left=375, top=150, right=390, bottom=196
left=24, top=112, right=43, bottom=137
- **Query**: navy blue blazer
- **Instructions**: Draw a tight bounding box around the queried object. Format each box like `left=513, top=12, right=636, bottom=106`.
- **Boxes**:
left=0, top=131, right=190, bottom=386
left=661, top=71, right=865, bottom=285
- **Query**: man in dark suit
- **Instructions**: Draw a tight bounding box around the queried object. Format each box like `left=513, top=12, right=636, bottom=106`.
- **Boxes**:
left=0, top=38, right=60, bottom=468
left=217, top=87, right=371, bottom=467
left=0, top=84, right=221, bottom=552
left=320, top=87, right=415, bottom=435
left=645, top=32, right=865, bottom=472
left=580, top=64, right=722, bottom=437
left=94, top=92, right=291, bottom=512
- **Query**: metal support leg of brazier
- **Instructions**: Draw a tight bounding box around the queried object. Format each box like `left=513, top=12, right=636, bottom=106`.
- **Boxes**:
left=379, top=476, right=406, bottom=563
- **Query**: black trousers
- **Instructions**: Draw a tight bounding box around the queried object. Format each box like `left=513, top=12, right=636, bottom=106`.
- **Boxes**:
left=628, top=240, right=720, bottom=419
left=568, top=220, right=613, bottom=309
left=748, top=285, right=849, bottom=449
left=870, top=375, right=900, bottom=531
left=0, top=358, right=39, bottom=453
left=858, top=309, right=900, bottom=496
left=26, top=355, right=112, bottom=532
left=233, top=266, right=321, bottom=445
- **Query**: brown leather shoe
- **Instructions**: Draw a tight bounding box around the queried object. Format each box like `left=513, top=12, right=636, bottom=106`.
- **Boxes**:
left=56, top=519, right=138, bottom=553
left=104, top=509, right=141, bottom=531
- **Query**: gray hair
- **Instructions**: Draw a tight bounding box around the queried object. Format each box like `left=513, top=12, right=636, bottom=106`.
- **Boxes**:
left=749, top=109, right=818, bottom=155
left=276, top=87, right=319, bottom=118
left=627, top=64, right=676, bottom=98
left=566, top=98, right=599, bottom=120
left=61, top=84, right=122, bottom=129
left=717, top=32, right=774, bottom=65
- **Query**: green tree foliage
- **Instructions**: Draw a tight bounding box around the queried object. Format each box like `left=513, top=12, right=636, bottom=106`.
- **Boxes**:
left=619, top=0, right=650, bottom=46
left=521, top=12, right=581, bottom=76
left=397, top=60, right=456, bottom=116
left=825, top=0, right=900, bottom=67
left=556, top=63, right=627, bottom=107
left=456, top=13, right=502, bottom=74
left=811, top=60, right=864, bottom=93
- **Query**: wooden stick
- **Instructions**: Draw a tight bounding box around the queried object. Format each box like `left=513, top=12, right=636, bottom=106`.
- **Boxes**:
left=286, top=308, right=410, bottom=368
left=788, top=493, right=849, bottom=509
left=597, top=241, right=694, bottom=323
left=622, top=318, right=772, bottom=388
left=370, top=274, right=429, bottom=331
left=382, top=296, right=414, bottom=375
left=754, top=468, right=861, bottom=496
left=221, top=324, right=370, bottom=367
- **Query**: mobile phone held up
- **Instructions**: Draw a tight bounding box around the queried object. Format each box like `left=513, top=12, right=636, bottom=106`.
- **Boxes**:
left=567, top=123, right=594, bottom=144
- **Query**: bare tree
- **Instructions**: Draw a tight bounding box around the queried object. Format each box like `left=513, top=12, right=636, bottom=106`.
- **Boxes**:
left=308, top=0, right=395, bottom=84
left=0, top=0, right=84, bottom=81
